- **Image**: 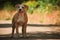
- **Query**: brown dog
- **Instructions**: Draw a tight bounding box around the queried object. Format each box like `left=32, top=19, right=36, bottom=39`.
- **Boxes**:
left=11, top=4, right=28, bottom=37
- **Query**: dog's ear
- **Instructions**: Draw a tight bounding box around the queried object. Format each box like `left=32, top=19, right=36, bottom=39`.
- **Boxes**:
left=24, top=5, right=28, bottom=10
left=15, top=4, right=20, bottom=8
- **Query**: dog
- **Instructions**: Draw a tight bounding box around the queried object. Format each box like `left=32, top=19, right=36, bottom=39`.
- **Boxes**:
left=11, top=4, right=28, bottom=37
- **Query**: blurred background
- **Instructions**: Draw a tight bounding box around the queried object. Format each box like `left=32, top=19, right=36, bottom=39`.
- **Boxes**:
left=0, top=0, right=60, bottom=24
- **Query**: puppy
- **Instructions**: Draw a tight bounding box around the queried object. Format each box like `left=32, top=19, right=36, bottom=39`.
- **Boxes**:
left=11, top=4, right=28, bottom=37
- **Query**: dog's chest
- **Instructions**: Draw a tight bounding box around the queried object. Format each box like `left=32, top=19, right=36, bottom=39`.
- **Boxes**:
left=17, top=13, right=25, bottom=22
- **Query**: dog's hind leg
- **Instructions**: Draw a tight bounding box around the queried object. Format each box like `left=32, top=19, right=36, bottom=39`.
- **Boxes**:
left=11, top=24, right=15, bottom=37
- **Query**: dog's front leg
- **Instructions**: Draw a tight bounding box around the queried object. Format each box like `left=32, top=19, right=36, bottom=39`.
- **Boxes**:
left=15, top=24, right=19, bottom=37
left=22, top=24, right=27, bottom=37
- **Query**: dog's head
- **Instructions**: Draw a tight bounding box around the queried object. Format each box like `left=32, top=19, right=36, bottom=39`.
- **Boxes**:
left=15, top=4, right=28, bottom=12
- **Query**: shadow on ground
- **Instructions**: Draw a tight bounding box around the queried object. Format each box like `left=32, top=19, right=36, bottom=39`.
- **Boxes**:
left=0, top=24, right=60, bottom=28
left=0, top=32, right=60, bottom=39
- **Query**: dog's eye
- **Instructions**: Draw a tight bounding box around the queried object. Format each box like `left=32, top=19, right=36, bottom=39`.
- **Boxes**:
left=22, top=7, right=24, bottom=8
left=18, top=6, right=20, bottom=8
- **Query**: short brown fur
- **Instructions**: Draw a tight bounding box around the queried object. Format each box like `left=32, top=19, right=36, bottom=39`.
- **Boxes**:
left=11, top=4, right=28, bottom=37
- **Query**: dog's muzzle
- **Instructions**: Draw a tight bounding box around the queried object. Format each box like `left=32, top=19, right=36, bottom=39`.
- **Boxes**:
left=19, top=9, right=22, bottom=11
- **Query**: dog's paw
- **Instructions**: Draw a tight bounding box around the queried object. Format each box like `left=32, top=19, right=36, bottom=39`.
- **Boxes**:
left=10, top=36, right=14, bottom=38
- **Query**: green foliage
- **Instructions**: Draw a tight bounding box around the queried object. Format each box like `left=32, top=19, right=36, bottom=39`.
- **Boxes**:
left=3, top=2, right=15, bottom=11
left=24, top=1, right=48, bottom=13
left=0, top=0, right=60, bottom=12
left=24, top=0, right=59, bottom=14
left=24, top=1, right=38, bottom=13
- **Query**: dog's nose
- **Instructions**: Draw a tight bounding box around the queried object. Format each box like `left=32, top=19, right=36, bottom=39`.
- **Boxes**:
left=19, top=9, right=22, bottom=11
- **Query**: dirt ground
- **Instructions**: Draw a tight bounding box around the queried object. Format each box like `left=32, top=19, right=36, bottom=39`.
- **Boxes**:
left=0, top=21, right=60, bottom=40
